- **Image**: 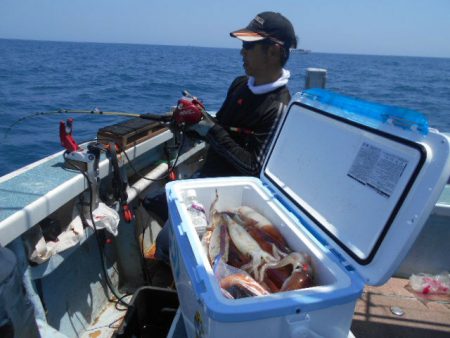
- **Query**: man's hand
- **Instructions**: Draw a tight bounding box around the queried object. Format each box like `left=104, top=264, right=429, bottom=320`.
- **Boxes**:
left=187, top=110, right=216, bottom=137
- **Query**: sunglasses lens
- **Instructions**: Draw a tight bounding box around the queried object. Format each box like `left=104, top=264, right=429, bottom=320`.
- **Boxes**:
left=242, top=39, right=276, bottom=50
left=242, top=42, right=255, bottom=50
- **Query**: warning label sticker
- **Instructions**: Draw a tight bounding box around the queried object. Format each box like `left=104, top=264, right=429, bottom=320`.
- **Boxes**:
left=348, top=142, right=408, bottom=198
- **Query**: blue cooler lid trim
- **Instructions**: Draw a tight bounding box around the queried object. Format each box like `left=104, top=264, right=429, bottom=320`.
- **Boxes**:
left=301, top=89, right=429, bottom=135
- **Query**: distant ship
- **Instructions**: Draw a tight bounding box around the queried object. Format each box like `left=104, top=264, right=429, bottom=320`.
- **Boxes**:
left=293, top=48, right=311, bottom=54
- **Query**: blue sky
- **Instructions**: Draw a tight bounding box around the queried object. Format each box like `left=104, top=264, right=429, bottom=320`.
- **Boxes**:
left=1, top=0, right=449, bottom=58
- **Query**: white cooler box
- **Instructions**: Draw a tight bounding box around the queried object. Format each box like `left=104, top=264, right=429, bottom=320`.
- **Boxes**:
left=166, top=89, right=450, bottom=338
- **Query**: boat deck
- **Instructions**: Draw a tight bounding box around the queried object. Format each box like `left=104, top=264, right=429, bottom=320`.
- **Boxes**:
left=352, top=277, right=450, bottom=338
left=82, top=276, right=450, bottom=337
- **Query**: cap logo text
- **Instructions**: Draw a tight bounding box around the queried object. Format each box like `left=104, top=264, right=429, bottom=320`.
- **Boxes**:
left=254, top=16, right=264, bottom=26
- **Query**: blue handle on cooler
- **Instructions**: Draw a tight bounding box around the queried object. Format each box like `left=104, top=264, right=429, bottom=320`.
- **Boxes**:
left=192, top=264, right=208, bottom=297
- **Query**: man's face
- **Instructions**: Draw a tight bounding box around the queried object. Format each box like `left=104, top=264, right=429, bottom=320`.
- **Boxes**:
left=240, top=42, right=271, bottom=78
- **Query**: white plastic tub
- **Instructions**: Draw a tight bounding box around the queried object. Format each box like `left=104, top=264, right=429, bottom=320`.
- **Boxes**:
left=168, top=177, right=362, bottom=338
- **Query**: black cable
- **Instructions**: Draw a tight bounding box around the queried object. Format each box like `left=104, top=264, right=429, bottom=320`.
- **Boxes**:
left=108, top=315, right=126, bottom=329
left=61, top=128, right=186, bottom=298
left=78, top=137, right=170, bottom=183
left=67, top=161, right=129, bottom=307
left=168, top=126, right=186, bottom=172
left=83, top=170, right=129, bottom=307
left=120, top=127, right=186, bottom=182
left=114, top=293, right=131, bottom=312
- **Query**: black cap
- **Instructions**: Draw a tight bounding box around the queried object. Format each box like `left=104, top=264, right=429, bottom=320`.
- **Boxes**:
left=230, top=12, right=297, bottom=49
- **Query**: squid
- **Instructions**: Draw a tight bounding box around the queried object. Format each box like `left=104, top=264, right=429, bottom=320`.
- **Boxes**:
left=201, top=229, right=213, bottom=264
left=208, top=213, right=230, bottom=264
left=237, top=206, right=288, bottom=248
left=220, top=273, right=270, bottom=298
left=281, top=270, right=313, bottom=292
left=227, top=238, right=251, bottom=269
left=224, top=214, right=278, bottom=281
left=260, top=252, right=314, bottom=290
left=238, top=220, right=291, bottom=257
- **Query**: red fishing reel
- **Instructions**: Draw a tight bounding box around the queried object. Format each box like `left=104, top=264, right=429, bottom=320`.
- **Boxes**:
left=172, top=95, right=205, bottom=126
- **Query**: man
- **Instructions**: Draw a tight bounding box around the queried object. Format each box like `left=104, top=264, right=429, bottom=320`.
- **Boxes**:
left=189, top=11, right=297, bottom=177
left=153, top=11, right=297, bottom=267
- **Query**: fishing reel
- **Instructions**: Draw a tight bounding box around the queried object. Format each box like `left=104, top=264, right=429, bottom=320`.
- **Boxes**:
left=171, top=90, right=206, bottom=127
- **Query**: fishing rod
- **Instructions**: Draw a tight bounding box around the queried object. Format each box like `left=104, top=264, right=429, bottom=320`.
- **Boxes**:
left=2, top=90, right=262, bottom=142
left=3, top=90, right=206, bottom=138
left=5, top=103, right=207, bottom=146
left=2, top=108, right=175, bottom=141
left=53, top=108, right=175, bottom=121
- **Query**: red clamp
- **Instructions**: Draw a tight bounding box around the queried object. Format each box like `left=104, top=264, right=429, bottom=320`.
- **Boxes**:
left=168, top=170, right=177, bottom=181
left=122, top=204, right=134, bottom=223
left=59, top=118, right=79, bottom=152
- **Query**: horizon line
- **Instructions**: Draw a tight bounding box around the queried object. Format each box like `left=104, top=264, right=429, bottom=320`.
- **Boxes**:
left=1, top=37, right=449, bottom=60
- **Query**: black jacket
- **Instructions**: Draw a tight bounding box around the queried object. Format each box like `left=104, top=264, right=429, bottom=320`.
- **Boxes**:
left=199, top=76, right=291, bottom=177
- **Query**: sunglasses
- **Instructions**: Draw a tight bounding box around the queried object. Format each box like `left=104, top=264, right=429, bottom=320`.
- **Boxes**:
left=242, top=39, right=276, bottom=50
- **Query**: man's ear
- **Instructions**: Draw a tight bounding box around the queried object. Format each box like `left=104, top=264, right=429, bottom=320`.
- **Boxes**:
left=268, top=44, right=280, bottom=57
left=268, top=44, right=283, bottom=65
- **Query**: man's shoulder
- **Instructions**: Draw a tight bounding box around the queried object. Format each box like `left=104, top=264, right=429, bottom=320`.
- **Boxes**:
left=271, top=85, right=291, bottom=104
left=229, top=75, right=248, bottom=89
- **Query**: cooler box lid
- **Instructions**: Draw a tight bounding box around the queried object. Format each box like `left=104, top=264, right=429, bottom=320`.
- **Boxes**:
left=262, top=89, right=450, bottom=285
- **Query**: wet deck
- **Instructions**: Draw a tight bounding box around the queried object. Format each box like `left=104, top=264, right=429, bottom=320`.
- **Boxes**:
left=351, top=277, right=450, bottom=338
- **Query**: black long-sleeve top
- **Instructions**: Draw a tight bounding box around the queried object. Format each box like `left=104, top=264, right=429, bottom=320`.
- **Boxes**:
left=199, top=76, right=291, bottom=177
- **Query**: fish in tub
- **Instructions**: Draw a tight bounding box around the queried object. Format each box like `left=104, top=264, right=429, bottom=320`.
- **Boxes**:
left=167, top=178, right=361, bottom=338
left=203, top=193, right=314, bottom=297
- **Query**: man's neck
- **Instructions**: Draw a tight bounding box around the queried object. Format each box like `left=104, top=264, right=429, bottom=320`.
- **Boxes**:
left=253, top=68, right=283, bottom=86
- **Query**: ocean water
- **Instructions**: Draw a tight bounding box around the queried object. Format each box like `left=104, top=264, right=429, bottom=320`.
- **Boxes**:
left=1, top=38, right=449, bottom=177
